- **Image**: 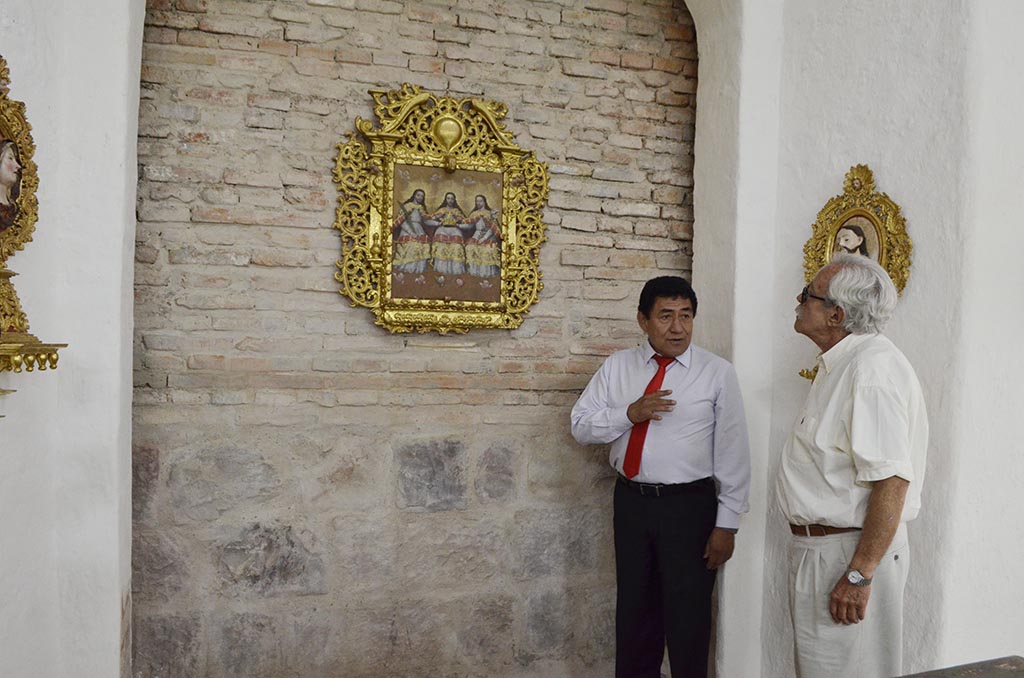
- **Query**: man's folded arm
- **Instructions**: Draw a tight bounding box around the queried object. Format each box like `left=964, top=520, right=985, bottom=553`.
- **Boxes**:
left=570, top=366, right=634, bottom=445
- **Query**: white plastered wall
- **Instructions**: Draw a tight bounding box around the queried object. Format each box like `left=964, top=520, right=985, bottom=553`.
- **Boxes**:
left=686, top=0, right=781, bottom=676
left=1, top=1, right=1022, bottom=676
left=691, top=0, right=1024, bottom=675
left=942, top=0, right=1024, bottom=664
left=0, top=1, right=144, bottom=676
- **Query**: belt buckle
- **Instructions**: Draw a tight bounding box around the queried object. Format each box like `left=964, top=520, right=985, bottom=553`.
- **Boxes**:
left=638, top=482, right=661, bottom=497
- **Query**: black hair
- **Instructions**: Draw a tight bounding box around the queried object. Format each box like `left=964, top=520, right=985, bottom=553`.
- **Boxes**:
left=638, top=276, right=697, bottom=318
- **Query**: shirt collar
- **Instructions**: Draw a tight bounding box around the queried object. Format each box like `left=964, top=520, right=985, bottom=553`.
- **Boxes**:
left=817, top=332, right=874, bottom=374
left=643, top=342, right=691, bottom=368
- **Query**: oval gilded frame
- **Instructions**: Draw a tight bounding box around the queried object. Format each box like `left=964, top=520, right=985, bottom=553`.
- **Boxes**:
left=802, top=164, right=912, bottom=294
left=0, top=54, right=64, bottom=376
left=0, top=56, right=40, bottom=266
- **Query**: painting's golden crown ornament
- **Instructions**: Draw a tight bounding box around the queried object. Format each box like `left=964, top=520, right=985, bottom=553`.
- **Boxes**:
left=333, top=84, right=550, bottom=334
left=0, top=54, right=66, bottom=381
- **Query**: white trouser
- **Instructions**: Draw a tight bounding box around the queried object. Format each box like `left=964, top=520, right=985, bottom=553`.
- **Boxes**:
left=789, top=523, right=909, bottom=678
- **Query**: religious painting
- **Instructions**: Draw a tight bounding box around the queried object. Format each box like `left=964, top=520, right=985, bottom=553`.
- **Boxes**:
left=0, top=138, right=23, bottom=234
left=0, top=54, right=65, bottom=376
left=830, top=213, right=878, bottom=261
left=803, top=164, right=912, bottom=294
left=333, top=84, right=549, bottom=334
left=0, top=58, right=39, bottom=266
left=390, top=165, right=503, bottom=304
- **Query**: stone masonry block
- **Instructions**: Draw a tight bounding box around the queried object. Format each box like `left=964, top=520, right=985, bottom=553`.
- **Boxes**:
left=216, top=522, right=327, bottom=596
left=397, top=515, right=512, bottom=591
left=395, top=439, right=467, bottom=512
left=475, top=441, right=519, bottom=502
left=133, top=444, right=160, bottom=521
left=561, top=59, right=608, bottom=79
left=458, top=11, right=500, bottom=31
left=602, top=200, right=661, bottom=218
left=455, top=595, right=516, bottom=671
left=354, top=0, right=401, bottom=12
left=525, top=589, right=571, bottom=656
left=199, top=16, right=283, bottom=39
left=269, top=4, right=311, bottom=23
left=560, top=247, right=609, bottom=267
left=515, top=506, right=601, bottom=579
left=175, top=0, right=208, bottom=12
left=167, top=446, right=280, bottom=522
left=583, top=0, right=628, bottom=14
left=560, top=213, right=598, bottom=232
left=213, top=613, right=284, bottom=678
left=132, top=614, right=201, bottom=678
left=132, top=529, right=187, bottom=601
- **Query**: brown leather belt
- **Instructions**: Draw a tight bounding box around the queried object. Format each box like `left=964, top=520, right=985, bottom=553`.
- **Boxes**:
left=789, top=523, right=862, bottom=537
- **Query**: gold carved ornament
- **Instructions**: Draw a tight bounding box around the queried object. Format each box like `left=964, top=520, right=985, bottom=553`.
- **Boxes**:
left=799, top=164, right=912, bottom=380
left=332, top=84, right=550, bottom=334
left=0, top=55, right=66, bottom=387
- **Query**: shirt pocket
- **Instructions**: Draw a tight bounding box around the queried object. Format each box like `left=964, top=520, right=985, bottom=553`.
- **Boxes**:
left=789, top=414, right=819, bottom=464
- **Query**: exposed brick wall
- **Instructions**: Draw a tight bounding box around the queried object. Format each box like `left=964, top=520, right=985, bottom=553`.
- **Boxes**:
left=132, top=0, right=696, bottom=674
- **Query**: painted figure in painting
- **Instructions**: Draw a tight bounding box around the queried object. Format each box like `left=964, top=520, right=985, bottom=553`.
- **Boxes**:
left=464, top=194, right=501, bottom=279
left=392, top=188, right=433, bottom=274
left=430, top=191, right=468, bottom=276
left=0, top=140, right=22, bottom=232
left=834, top=224, right=869, bottom=257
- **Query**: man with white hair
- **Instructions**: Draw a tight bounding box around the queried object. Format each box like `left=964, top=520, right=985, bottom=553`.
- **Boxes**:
left=777, top=253, right=928, bottom=678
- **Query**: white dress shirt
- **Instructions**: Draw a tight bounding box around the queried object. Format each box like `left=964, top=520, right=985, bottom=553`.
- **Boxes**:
left=777, top=332, right=929, bottom=527
left=571, top=343, right=751, bottom=529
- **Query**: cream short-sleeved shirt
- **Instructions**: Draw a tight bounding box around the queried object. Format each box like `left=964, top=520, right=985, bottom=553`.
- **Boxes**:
left=777, top=333, right=928, bottom=527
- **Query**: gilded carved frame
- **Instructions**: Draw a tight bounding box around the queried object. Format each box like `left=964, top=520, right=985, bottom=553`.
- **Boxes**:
left=0, top=54, right=64, bottom=377
left=803, top=164, right=912, bottom=293
left=332, top=84, right=550, bottom=334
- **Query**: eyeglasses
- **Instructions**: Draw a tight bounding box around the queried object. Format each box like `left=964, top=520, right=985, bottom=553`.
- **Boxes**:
left=799, top=285, right=830, bottom=304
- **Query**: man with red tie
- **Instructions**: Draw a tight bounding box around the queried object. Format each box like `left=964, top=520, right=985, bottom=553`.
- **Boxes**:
left=571, top=276, right=751, bottom=678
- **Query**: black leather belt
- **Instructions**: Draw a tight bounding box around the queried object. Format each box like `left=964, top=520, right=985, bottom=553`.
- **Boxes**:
left=617, top=474, right=714, bottom=497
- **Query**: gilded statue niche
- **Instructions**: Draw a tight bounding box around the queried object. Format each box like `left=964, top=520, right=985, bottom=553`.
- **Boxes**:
left=332, top=84, right=550, bottom=334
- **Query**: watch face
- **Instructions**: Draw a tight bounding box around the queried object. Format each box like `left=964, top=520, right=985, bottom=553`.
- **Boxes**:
left=847, top=569, right=865, bottom=585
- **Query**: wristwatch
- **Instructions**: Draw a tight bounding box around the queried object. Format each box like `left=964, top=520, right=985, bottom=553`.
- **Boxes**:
left=844, top=567, right=872, bottom=587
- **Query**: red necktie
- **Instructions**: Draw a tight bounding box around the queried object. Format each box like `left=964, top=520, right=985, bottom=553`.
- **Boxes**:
left=622, top=355, right=675, bottom=479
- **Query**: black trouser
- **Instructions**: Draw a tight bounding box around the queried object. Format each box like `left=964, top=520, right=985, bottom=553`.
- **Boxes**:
left=613, top=477, right=718, bottom=678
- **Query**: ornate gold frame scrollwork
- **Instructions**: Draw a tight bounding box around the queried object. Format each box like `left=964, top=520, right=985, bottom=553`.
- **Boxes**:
left=332, top=84, right=550, bottom=334
left=799, top=164, right=912, bottom=379
left=803, top=164, right=912, bottom=291
left=0, top=54, right=65, bottom=383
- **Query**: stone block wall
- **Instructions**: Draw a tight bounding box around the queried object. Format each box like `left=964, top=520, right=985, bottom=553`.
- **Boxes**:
left=132, top=0, right=696, bottom=675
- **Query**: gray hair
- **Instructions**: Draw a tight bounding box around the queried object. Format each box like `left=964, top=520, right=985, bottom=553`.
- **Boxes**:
left=824, top=253, right=898, bottom=334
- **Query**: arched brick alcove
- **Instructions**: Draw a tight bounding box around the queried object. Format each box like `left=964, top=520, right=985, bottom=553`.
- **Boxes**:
left=133, top=1, right=700, bottom=675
